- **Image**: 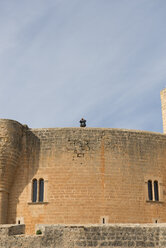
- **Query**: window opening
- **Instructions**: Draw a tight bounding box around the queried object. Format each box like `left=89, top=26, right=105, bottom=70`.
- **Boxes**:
left=154, top=181, right=159, bottom=201
left=32, top=179, right=37, bottom=202
left=39, top=178, right=44, bottom=202
left=148, top=180, right=153, bottom=201
left=103, top=218, right=105, bottom=224
left=18, top=220, right=20, bottom=224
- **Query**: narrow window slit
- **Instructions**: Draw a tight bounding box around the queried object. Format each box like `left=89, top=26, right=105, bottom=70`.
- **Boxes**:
left=39, top=178, right=44, bottom=202
left=32, top=179, right=37, bottom=202
left=154, top=181, right=159, bottom=201
left=148, top=180, right=153, bottom=201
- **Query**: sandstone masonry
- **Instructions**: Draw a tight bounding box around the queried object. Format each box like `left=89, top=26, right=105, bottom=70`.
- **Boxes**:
left=0, top=89, right=165, bottom=235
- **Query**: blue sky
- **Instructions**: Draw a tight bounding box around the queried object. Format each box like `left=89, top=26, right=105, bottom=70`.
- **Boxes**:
left=0, top=0, right=166, bottom=132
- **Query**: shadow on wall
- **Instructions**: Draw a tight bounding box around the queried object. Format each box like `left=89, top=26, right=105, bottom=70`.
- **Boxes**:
left=6, top=122, right=40, bottom=229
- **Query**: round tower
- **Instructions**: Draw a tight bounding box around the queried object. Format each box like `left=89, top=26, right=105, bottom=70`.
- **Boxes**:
left=0, top=119, right=24, bottom=224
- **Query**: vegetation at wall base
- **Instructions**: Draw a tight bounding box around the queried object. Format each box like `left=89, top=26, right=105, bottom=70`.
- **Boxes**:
left=36, top=229, right=42, bottom=235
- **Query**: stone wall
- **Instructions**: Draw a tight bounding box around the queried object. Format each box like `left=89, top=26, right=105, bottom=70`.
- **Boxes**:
left=0, top=224, right=25, bottom=236
left=7, top=127, right=166, bottom=233
left=2, top=224, right=166, bottom=248
left=0, top=119, right=25, bottom=224
left=37, top=224, right=166, bottom=248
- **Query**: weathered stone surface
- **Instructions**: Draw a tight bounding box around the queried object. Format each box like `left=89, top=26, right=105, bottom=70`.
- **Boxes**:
left=2, top=224, right=166, bottom=247
left=1, top=114, right=166, bottom=234
left=6, top=124, right=166, bottom=234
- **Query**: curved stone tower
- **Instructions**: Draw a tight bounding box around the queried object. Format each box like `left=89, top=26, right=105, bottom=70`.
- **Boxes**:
left=0, top=119, right=24, bottom=224
left=161, top=88, right=166, bottom=133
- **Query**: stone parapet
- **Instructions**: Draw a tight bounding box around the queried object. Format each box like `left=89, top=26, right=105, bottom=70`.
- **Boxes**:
left=0, top=224, right=25, bottom=236
left=2, top=224, right=166, bottom=247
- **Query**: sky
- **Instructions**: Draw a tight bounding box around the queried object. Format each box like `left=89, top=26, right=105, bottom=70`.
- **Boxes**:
left=0, top=0, right=166, bottom=132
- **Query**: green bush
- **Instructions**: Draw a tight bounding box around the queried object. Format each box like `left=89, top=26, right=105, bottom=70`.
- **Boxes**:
left=36, top=229, right=42, bottom=235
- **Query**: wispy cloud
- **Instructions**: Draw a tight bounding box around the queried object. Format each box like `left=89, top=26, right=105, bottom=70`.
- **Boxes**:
left=0, top=0, right=165, bottom=132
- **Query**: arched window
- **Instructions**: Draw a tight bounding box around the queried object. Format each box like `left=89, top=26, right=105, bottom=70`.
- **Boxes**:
left=39, top=178, right=44, bottom=202
left=32, top=179, right=37, bottom=202
left=148, top=180, right=153, bottom=201
left=154, top=181, right=159, bottom=201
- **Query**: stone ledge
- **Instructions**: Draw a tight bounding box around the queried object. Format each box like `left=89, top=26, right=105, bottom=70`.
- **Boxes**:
left=27, top=202, right=49, bottom=205
left=0, top=224, right=25, bottom=236
left=146, top=200, right=164, bottom=204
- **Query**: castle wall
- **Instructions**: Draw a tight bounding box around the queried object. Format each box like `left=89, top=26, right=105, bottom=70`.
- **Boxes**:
left=1, top=224, right=166, bottom=248
left=35, top=224, right=166, bottom=248
left=0, top=120, right=25, bottom=224
left=7, top=124, right=40, bottom=231
left=7, top=127, right=166, bottom=234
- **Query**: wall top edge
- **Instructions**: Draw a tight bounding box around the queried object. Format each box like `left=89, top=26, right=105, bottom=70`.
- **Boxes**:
left=0, top=119, right=23, bottom=126
left=30, top=127, right=164, bottom=136
left=0, top=224, right=25, bottom=228
left=0, top=119, right=163, bottom=137
left=36, top=223, right=166, bottom=228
